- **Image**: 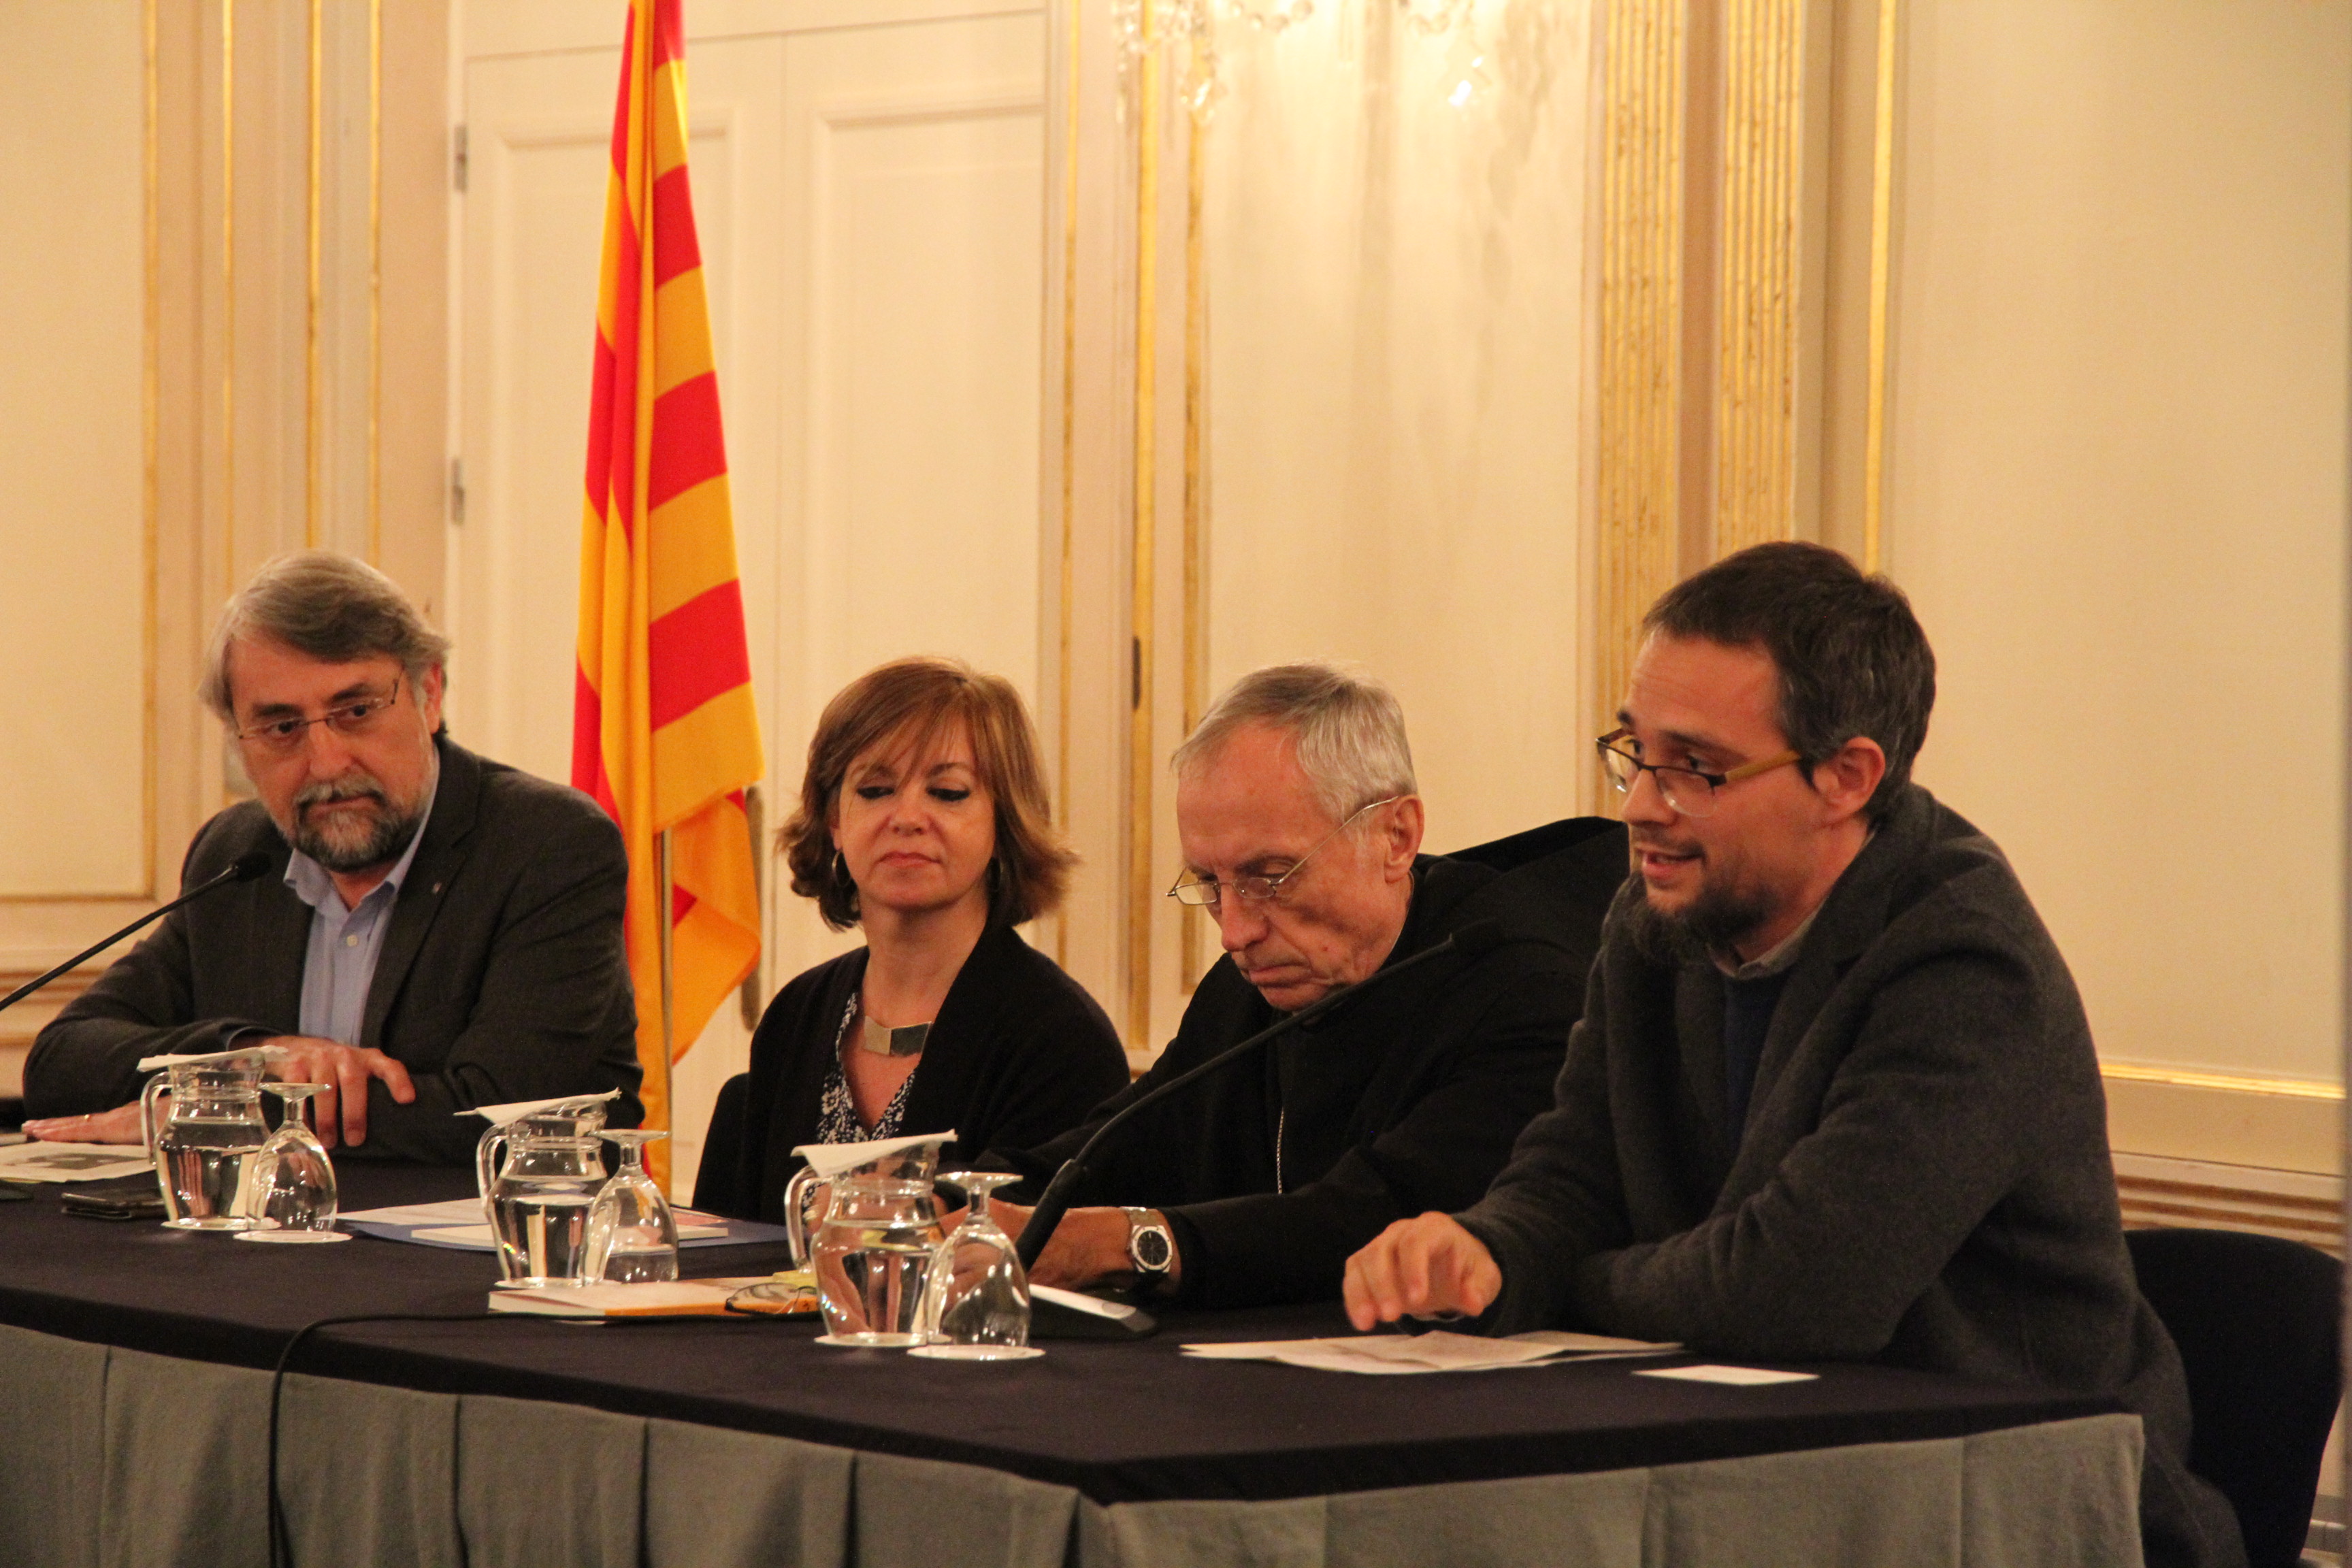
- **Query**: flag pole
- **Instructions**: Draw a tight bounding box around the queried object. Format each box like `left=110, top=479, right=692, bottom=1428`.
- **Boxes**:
left=658, top=826, right=676, bottom=1188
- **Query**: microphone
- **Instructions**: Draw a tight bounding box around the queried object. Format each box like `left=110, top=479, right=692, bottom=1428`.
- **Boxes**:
left=1014, top=917, right=1507, bottom=1271
left=0, top=850, right=274, bottom=1018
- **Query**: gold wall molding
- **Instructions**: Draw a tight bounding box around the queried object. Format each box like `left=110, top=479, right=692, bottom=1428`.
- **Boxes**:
left=142, top=0, right=161, bottom=896
left=1594, top=0, right=1688, bottom=751
left=2105, top=1071, right=2341, bottom=1179
left=305, top=0, right=322, bottom=549
left=1712, top=0, right=1803, bottom=555
left=1053, top=0, right=1081, bottom=969
left=1861, top=0, right=1895, bottom=571
left=1178, top=94, right=1207, bottom=995
left=2112, top=1152, right=2343, bottom=1256
left=220, top=0, right=235, bottom=601
left=1124, top=1, right=1162, bottom=1050
left=2101, top=1061, right=2344, bottom=1102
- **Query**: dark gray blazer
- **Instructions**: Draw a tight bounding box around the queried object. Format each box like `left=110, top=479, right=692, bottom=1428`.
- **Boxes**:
left=1458, top=785, right=2245, bottom=1568
left=25, top=735, right=643, bottom=1164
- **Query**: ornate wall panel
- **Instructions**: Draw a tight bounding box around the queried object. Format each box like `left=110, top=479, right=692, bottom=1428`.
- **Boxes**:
left=1594, top=0, right=1687, bottom=751
left=1712, top=0, right=1803, bottom=555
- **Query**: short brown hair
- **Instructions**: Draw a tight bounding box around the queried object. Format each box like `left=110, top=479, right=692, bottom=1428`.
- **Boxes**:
left=1644, top=541, right=1936, bottom=825
left=779, top=657, right=1075, bottom=930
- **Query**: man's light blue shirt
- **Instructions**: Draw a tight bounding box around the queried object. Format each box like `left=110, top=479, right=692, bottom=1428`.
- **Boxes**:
left=284, top=784, right=436, bottom=1046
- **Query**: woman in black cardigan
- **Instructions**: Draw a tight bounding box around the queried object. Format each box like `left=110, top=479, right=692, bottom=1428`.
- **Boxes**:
left=693, top=657, right=1127, bottom=1222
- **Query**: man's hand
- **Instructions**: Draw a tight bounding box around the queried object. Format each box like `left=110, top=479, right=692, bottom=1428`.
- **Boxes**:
left=983, top=1200, right=1175, bottom=1291
left=1343, top=1212, right=1503, bottom=1331
left=266, top=1037, right=414, bottom=1149
left=23, top=1102, right=145, bottom=1145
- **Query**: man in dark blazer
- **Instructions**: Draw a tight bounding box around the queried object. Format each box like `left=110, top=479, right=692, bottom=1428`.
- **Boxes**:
left=1343, top=544, right=2244, bottom=1568
left=23, top=553, right=640, bottom=1166
left=989, top=663, right=1624, bottom=1309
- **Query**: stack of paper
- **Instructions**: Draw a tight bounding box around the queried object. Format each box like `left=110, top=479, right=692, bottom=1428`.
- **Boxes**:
left=1180, top=1329, right=1676, bottom=1375
left=487, top=1277, right=791, bottom=1318
left=0, top=1141, right=157, bottom=1183
left=340, top=1197, right=755, bottom=1251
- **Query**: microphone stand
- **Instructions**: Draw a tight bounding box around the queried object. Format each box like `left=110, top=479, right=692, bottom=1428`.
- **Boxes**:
left=1014, top=919, right=1505, bottom=1271
left=0, top=851, right=274, bottom=1019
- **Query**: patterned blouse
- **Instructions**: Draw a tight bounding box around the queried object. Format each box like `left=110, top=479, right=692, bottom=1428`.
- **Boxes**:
left=812, top=992, right=919, bottom=1145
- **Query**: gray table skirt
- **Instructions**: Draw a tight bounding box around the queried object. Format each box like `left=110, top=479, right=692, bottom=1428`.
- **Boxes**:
left=0, top=1323, right=2145, bottom=1568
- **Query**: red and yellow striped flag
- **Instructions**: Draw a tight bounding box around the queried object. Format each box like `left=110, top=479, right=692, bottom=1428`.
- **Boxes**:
left=572, top=0, right=763, bottom=1183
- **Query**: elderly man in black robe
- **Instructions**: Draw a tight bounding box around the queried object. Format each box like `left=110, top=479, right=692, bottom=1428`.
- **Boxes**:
left=987, top=662, right=1624, bottom=1309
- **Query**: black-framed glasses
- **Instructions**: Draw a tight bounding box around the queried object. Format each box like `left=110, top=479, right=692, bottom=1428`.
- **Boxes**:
left=235, top=676, right=405, bottom=756
left=1166, top=796, right=1402, bottom=909
left=1595, top=728, right=1799, bottom=819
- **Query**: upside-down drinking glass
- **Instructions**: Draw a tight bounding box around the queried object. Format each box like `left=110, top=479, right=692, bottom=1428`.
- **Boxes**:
left=234, top=1083, right=344, bottom=1243
left=584, top=1129, right=679, bottom=1283
left=911, top=1172, right=1039, bottom=1360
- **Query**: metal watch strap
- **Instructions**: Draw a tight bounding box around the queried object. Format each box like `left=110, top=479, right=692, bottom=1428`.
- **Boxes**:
left=1122, top=1207, right=1173, bottom=1279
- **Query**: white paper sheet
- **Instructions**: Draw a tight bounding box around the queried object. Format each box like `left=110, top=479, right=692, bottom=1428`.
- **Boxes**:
left=486, top=1277, right=776, bottom=1317
left=461, top=1089, right=622, bottom=1124
left=1636, top=1364, right=1818, bottom=1386
left=1179, top=1329, right=1678, bottom=1375
left=788, top=1130, right=957, bottom=1180
left=1031, top=1284, right=1143, bottom=1322
left=0, top=1141, right=158, bottom=1183
left=342, top=1196, right=732, bottom=1252
left=135, top=1045, right=285, bottom=1073
left=415, top=1220, right=727, bottom=1250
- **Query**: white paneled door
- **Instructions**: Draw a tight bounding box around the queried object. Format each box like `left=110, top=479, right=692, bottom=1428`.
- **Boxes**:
left=454, top=4, right=1049, bottom=1189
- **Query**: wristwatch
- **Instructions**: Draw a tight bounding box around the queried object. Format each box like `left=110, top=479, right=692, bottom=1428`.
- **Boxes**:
left=1123, top=1207, right=1174, bottom=1282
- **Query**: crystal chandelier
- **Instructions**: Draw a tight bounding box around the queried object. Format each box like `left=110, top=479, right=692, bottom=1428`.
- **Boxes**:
left=1112, top=0, right=1492, bottom=120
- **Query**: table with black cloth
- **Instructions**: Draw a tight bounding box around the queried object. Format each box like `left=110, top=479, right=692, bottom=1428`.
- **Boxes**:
left=0, top=1164, right=2144, bottom=1568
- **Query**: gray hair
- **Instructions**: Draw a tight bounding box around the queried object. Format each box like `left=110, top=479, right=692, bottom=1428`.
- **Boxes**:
left=1172, top=662, right=1417, bottom=823
left=199, top=551, right=452, bottom=720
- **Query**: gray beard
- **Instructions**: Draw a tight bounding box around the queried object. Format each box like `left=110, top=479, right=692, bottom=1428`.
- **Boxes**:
left=286, top=777, right=427, bottom=873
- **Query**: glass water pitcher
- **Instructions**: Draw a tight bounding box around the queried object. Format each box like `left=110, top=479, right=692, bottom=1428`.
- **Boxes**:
left=476, top=1102, right=611, bottom=1287
left=139, top=1052, right=274, bottom=1231
left=785, top=1143, right=947, bottom=1347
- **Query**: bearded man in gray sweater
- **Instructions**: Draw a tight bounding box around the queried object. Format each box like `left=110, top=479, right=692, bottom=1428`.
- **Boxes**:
left=1344, top=542, right=2244, bottom=1568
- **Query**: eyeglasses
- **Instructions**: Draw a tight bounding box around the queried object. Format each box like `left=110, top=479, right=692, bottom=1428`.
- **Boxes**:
left=1595, top=728, right=1799, bottom=819
left=235, top=676, right=406, bottom=757
left=1166, top=796, right=1401, bottom=909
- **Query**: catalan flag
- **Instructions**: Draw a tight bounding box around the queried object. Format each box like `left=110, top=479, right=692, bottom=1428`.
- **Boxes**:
left=573, top=0, right=763, bottom=1185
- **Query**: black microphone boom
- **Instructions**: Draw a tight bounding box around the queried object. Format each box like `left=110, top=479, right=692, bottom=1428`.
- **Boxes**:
left=0, top=851, right=273, bottom=1018
left=1013, top=918, right=1506, bottom=1270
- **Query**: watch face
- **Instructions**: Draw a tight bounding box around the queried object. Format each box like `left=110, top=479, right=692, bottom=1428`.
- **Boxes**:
left=1132, top=1227, right=1173, bottom=1271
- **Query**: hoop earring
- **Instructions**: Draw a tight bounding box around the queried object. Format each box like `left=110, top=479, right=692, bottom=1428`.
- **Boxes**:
left=831, top=847, right=850, bottom=889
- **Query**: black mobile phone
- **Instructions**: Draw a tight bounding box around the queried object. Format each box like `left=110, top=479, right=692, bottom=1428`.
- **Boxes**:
left=59, top=1177, right=169, bottom=1222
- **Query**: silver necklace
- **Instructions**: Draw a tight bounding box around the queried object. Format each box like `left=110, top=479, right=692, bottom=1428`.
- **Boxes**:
left=858, top=1013, right=930, bottom=1058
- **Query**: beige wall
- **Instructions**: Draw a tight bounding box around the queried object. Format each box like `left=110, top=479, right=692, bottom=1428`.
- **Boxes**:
left=1200, top=1, right=1597, bottom=858
left=0, top=5, right=148, bottom=904
left=1884, top=1, right=2351, bottom=1158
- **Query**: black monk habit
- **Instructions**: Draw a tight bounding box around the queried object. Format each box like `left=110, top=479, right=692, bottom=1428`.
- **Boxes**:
left=996, top=821, right=1627, bottom=1309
